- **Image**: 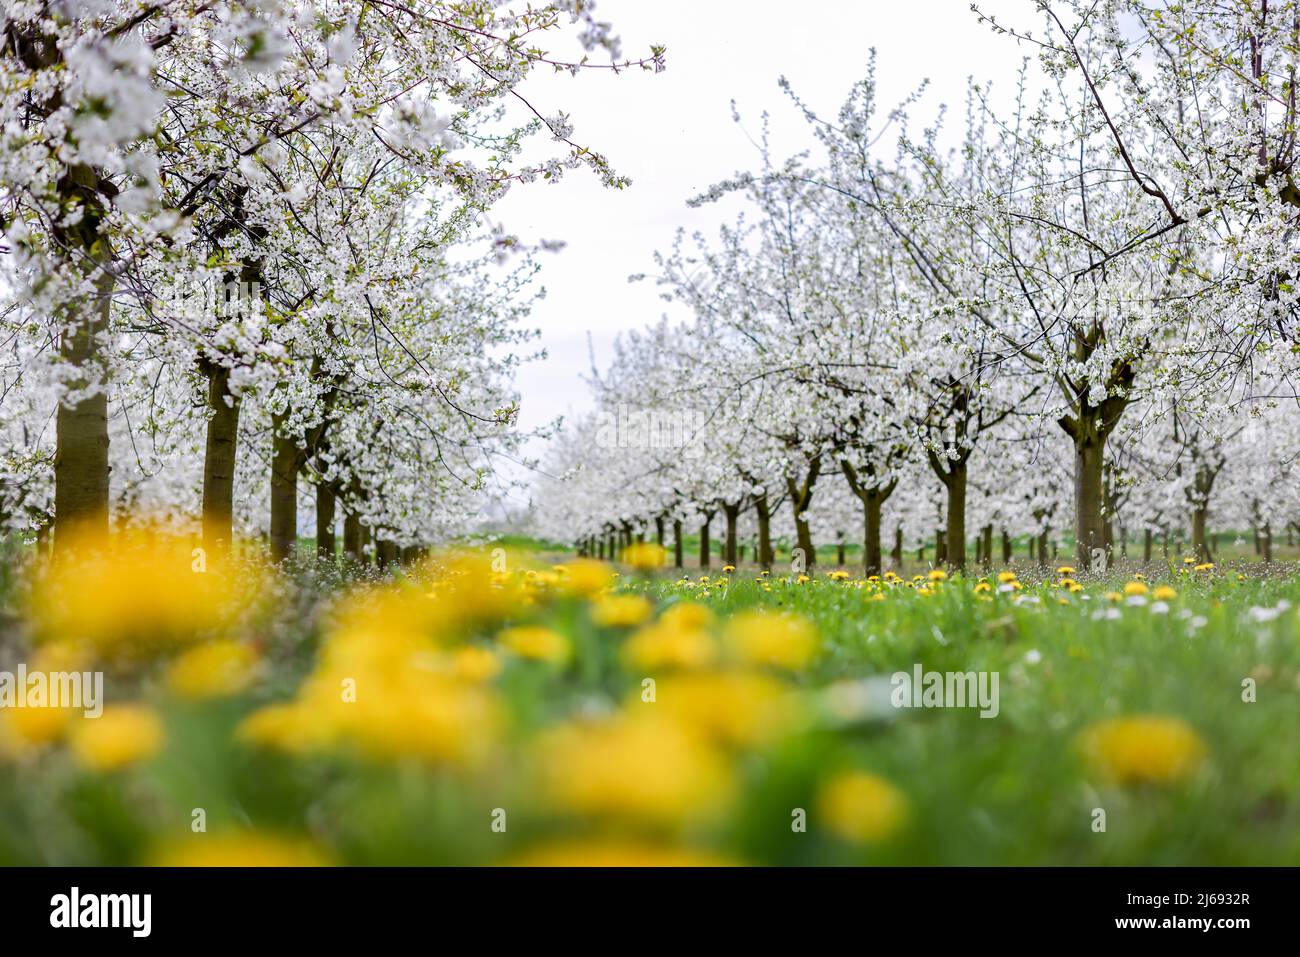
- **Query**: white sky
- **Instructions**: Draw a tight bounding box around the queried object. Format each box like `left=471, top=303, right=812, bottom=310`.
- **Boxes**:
left=494, top=0, right=1035, bottom=476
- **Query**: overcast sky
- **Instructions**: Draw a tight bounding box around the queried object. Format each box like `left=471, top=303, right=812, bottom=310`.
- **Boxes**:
left=493, top=0, right=1034, bottom=484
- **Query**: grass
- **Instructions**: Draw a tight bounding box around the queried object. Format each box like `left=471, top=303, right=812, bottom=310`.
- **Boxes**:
left=1, top=538, right=1298, bottom=865
left=626, top=569, right=1300, bottom=864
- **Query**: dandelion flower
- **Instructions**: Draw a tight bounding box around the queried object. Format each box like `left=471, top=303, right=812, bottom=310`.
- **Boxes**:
left=817, top=771, right=909, bottom=844
left=1078, top=715, right=1206, bottom=786
left=69, top=704, right=164, bottom=772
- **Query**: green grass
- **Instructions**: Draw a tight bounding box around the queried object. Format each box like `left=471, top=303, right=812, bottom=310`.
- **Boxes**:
left=617, top=570, right=1300, bottom=864
left=2, top=544, right=1298, bottom=865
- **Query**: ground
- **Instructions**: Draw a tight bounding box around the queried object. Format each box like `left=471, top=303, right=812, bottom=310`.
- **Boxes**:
left=0, top=535, right=1297, bottom=865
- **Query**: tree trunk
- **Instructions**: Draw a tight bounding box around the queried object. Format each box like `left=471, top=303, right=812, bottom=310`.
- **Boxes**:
left=52, top=171, right=114, bottom=555
left=892, top=527, right=903, bottom=571
left=54, top=268, right=113, bottom=549
left=201, top=362, right=240, bottom=555
left=1001, top=528, right=1012, bottom=564
left=1143, top=527, right=1153, bottom=562
left=343, top=511, right=362, bottom=562
left=836, top=540, right=846, bottom=566
left=1261, top=523, right=1273, bottom=563
left=699, top=519, right=711, bottom=569
left=755, top=494, right=773, bottom=571
left=655, top=515, right=665, bottom=548
left=945, top=463, right=968, bottom=569
left=935, top=528, right=947, bottom=565
left=1073, top=431, right=1108, bottom=569
left=673, top=520, right=684, bottom=569
left=786, top=460, right=821, bottom=570
left=316, top=482, right=336, bottom=560
left=861, top=492, right=885, bottom=576
left=981, top=524, right=993, bottom=569
left=270, top=412, right=300, bottom=563
left=1191, top=506, right=1211, bottom=563
left=722, top=502, right=739, bottom=566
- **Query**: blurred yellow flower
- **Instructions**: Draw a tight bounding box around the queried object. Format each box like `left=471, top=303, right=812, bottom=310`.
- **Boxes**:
left=166, top=640, right=261, bottom=699
left=818, top=770, right=909, bottom=844
left=927, top=569, right=947, bottom=582
left=533, top=715, right=733, bottom=823
left=591, top=594, right=654, bottom=628
left=152, top=832, right=330, bottom=867
left=69, top=704, right=164, bottom=772
left=659, top=602, right=714, bottom=630
left=1057, top=566, right=1076, bottom=575
left=558, top=559, right=614, bottom=596
left=28, top=527, right=242, bottom=663
left=621, top=620, right=717, bottom=671
left=0, top=701, right=76, bottom=753
left=241, top=613, right=504, bottom=767
left=645, top=671, right=796, bottom=747
left=511, top=840, right=736, bottom=867
left=1194, top=563, right=1215, bottom=572
left=1152, top=585, right=1178, bottom=601
left=1123, top=581, right=1149, bottom=596
left=1078, top=715, right=1206, bottom=786
left=448, top=645, right=502, bottom=682
left=723, top=610, right=817, bottom=670
left=623, top=542, right=667, bottom=570
left=498, top=626, right=570, bottom=664
left=997, top=571, right=1017, bottom=583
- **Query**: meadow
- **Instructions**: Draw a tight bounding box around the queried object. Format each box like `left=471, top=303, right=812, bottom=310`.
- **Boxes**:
left=1, top=532, right=1297, bottom=867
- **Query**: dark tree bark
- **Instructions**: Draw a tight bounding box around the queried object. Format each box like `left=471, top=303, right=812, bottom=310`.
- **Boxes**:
left=201, top=360, right=241, bottom=555
left=722, top=501, right=740, bottom=567
left=343, top=511, right=363, bottom=562
left=316, top=482, right=336, bottom=560
left=841, top=460, right=896, bottom=577
left=754, top=494, right=774, bottom=571
left=269, top=410, right=300, bottom=563
left=1058, top=366, right=1132, bottom=569
left=927, top=450, right=969, bottom=570
left=785, top=458, right=821, bottom=570
left=51, top=165, right=116, bottom=555
left=673, top=519, right=684, bottom=568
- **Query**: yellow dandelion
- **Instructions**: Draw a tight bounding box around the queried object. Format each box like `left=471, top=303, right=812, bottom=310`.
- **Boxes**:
left=69, top=704, right=164, bottom=772
left=817, top=771, right=909, bottom=844
left=590, top=593, right=654, bottom=628
left=1078, top=715, right=1206, bottom=786
left=722, top=610, right=817, bottom=670
left=166, top=640, right=261, bottom=699
left=498, top=626, right=570, bottom=664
